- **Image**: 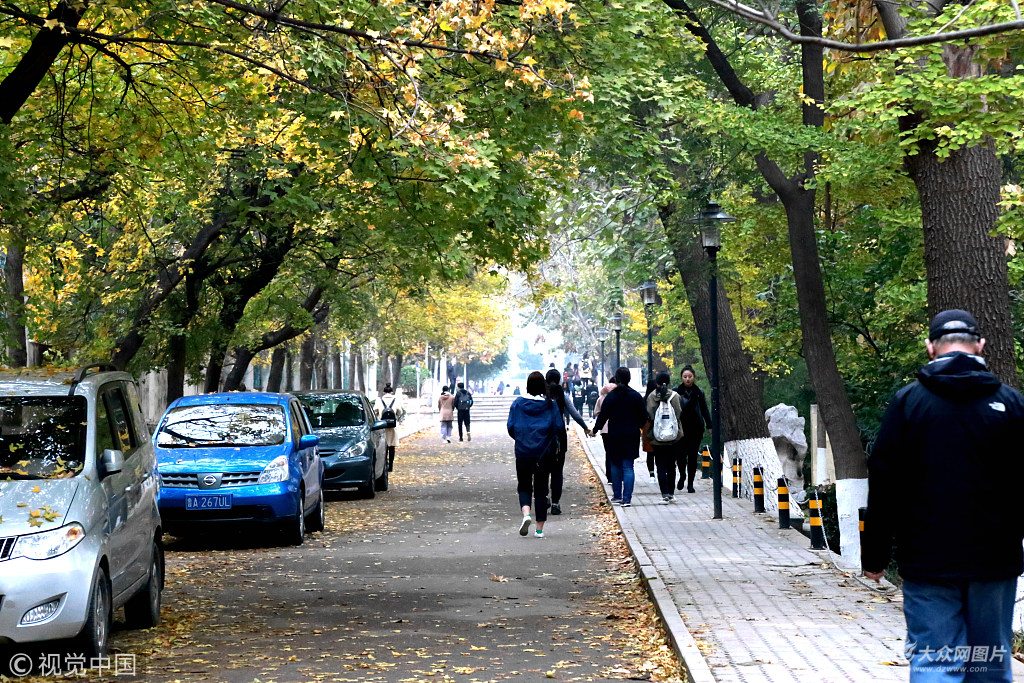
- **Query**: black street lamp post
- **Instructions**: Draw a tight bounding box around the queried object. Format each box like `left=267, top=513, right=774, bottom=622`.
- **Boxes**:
left=689, top=201, right=736, bottom=520
left=639, top=281, right=658, bottom=384
left=610, top=312, right=623, bottom=372
left=595, top=327, right=610, bottom=386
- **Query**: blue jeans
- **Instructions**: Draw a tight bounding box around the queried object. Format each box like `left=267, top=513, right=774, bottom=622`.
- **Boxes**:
left=903, top=577, right=1017, bottom=683
left=607, top=457, right=635, bottom=504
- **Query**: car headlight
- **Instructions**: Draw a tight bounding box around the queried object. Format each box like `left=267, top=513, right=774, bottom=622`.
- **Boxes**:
left=13, top=523, right=86, bottom=561
left=342, top=441, right=367, bottom=458
left=258, top=455, right=289, bottom=484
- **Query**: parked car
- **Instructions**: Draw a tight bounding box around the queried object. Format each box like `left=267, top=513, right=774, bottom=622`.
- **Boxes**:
left=293, top=391, right=393, bottom=498
left=153, top=392, right=324, bottom=544
left=0, top=364, right=163, bottom=659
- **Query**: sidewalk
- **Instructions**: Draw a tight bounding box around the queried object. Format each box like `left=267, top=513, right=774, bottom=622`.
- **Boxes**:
left=576, top=426, right=913, bottom=683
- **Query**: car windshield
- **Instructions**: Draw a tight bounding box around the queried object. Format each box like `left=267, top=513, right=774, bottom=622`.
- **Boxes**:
left=295, top=395, right=366, bottom=429
left=0, top=396, right=87, bottom=479
left=156, top=404, right=286, bottom=447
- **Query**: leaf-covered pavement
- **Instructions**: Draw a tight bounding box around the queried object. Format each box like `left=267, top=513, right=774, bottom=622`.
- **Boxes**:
left=10, top=422, right=684, bottom=683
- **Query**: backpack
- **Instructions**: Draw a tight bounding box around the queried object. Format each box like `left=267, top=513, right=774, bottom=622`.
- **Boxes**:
left=653, top=393, right=680, bottom=442
left=381, top=397, right=397, bottom=423
left=458, top=391, right=473, bottom=410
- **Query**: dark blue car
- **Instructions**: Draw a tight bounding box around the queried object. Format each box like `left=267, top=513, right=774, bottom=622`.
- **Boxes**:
left=293, top=391, right=392, bottom=498
left=153, top=392, right=324, bottom=544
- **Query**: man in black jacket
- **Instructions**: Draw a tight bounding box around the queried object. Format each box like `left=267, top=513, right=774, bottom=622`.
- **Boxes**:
left=589, top=367, right=648, bottom=507
left=863, top=309, right=1024, bottom=682
left=455, top=382, right=473, bottom=442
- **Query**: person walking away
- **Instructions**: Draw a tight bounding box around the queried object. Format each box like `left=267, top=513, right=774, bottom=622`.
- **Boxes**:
left=513, top=385, right=521, bottom=396
left=643, top=380, right=657, bottom=479
left=589, top=367, right=648, bottom=507
left=586, top=382, right=599, bottom=418
left=454, top=382, right=473, bottom=442
left=545, top=368, right=589, bottom=515
left=675, top=365, right=711, bottom=493
left=446, top=360, right=458, bottom=393
left=437, top=386, right=456, bottom=443
left=863, top=309, right=1024, bottom=683
left=645, top=372, right=685, bottom=503
left=593, top=382, right=616, bottom=477
left=507, top=371, right=562, bottom=539
left=374, top=384, right=401, bottom=471
left=571, top=380, right=586, bottom=417
left=497, top=380, right=505, bottom=395
left=581, top=357, right=592, bottom=388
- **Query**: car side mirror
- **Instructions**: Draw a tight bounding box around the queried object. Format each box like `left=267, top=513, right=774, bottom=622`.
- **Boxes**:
left=101, top=449, right=124, bottom=477
left=371, top=419, right=395, bottom=430
left=298, top=434, right=319, bottom=449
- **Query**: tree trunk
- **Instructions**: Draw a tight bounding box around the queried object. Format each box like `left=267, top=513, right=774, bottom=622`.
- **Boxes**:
left=2, top=235, right=27, bottom=366
left=331, top=346, right=343, bottom=389
left=266, top=347, right=286, bottom=392
left=204, top=351, right=225, bottom=393
left=166, top=334, right=187, bottom=404
left=393, top=353, right=404, bottom=388
left=0, top=1, right=86, bottom=124
left=766, top=175, right=867, bottom=479
left=314, top=334, right=328, bottom=390
left=905, top=142, right=1017, bottom=386
left=377, top=346, right=390, bottom=393
left=299, top=334, right=315, bottom=390
left=355, top=352, right=365, bottom=392
left=663, top=208, right=770, bottom=442
left=348, top=348, right=357, bottom=391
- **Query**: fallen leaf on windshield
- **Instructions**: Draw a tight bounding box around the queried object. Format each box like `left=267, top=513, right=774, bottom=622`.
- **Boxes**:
left=16, top=502, right=26, bottom=508
left=30, top=486, right=40, bottom=493
left=490, top=574, right=509, bottom=583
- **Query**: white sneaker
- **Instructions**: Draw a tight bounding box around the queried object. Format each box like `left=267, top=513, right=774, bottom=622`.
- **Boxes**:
left=660, top=496, right=670, bottom=505
left=535, top=529, right=544, bottom=539
left=519, top=515, right=532, bottom=536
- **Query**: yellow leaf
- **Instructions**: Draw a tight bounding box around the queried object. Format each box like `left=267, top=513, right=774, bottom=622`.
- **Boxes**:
left=43, top=18, right=60, bottom=30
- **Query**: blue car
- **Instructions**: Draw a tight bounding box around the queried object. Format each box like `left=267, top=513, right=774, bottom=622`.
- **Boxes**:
left=153, top=392, right=324, bottom=544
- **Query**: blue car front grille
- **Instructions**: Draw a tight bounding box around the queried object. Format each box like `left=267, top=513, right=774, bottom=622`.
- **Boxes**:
left=160, top=472, right=262, bottom=488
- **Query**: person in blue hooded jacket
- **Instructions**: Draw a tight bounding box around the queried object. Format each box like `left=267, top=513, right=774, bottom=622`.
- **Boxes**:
left=507, top=371, right=561, bottom=539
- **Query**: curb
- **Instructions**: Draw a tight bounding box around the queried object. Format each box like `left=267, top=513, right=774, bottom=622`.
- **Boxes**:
left=574, top=426, right=717, bottom=683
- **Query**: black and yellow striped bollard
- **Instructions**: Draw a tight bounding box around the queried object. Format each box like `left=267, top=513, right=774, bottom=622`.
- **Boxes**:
left=735, top=458, right=742, bottom=498
left=731, top=459, right=739, bottom=498
left=701, top=446, right=712, bottom=479
left=753, top=467, right=765, bottom=513
left=859, top=506, right=867, bottom=555
left=777, top=478, right=790, bottom=529
left=809, top=490, right=825, bottom=549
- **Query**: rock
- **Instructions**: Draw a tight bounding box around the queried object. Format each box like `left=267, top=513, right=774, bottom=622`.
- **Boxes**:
left=765, top=404, right=807, bottom=487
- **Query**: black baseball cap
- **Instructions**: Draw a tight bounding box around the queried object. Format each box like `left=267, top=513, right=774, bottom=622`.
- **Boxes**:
left=928, top=309, right=981, bottom=341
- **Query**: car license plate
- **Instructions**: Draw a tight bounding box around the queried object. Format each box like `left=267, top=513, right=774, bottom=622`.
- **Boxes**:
left=185, top=493, right=232, bottom=510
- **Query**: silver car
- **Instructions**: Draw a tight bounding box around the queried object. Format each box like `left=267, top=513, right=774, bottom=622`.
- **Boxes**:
left=0, top=364, right=162, bottom=658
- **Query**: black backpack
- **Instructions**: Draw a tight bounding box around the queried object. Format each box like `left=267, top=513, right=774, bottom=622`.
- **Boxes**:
left=458, top=391, right=474, bottom=409
left=381, top=397, right=397, bottom=422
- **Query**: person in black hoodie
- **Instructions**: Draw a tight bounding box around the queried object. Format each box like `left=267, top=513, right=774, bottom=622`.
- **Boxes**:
left=675, top=365, right=711, bottom=492
left=863, top=309, right=1024, bottom=682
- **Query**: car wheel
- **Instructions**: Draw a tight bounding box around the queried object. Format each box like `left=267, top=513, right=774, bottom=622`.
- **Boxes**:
left=375, top=458, right=389, bottom=492
left=74, top=567, right=111, bottom=658
left=125, top=540, right=163, bottom=629
left=284, top=490, right=305, bottom=545
left=307, top=487, right=325, bottom=533
left=361, top=460, right=376, bottom=499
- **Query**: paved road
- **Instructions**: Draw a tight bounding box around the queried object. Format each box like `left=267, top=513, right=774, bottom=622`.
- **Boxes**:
left=94, top=421, right=682, bottom=682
